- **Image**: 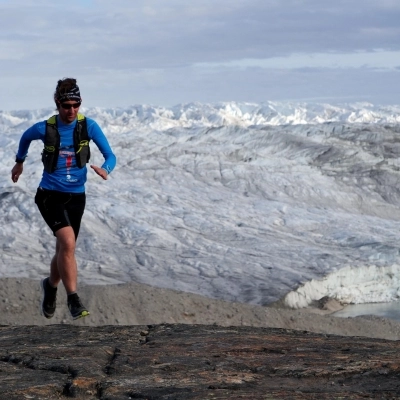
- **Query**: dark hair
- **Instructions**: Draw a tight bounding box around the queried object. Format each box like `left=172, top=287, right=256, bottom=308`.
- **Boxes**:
left=54, top=78, right=80, bottom=108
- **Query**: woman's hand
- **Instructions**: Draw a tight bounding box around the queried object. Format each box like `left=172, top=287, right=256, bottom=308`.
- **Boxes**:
left=90, top=165, right=108, bottom=180
left=11, top=163, right=23, bottom=183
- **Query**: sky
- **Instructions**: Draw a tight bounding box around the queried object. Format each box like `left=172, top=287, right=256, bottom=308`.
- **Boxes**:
left=0, top=0, right=399, bottom=111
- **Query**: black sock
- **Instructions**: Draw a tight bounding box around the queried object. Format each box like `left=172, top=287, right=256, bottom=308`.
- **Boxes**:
left=46, top=278, right=57, bottom=291
left=67, top=293, right=79, bottom=303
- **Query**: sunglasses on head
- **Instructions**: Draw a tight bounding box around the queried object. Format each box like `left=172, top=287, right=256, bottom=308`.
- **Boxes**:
left=59, top=101, right=81, bottom=110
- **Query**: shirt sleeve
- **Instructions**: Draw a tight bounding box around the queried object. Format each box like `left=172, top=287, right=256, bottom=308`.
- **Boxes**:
left=87, top=118, right=116, bottom=174
left=16, top=122, right=45, bottom=161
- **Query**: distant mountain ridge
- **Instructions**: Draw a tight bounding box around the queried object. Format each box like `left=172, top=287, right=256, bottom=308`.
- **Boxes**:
left=1, top=101, right=399, bottom=135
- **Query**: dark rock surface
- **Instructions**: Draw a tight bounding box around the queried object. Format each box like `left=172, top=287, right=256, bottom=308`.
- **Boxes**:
left=1, top=324, right=400, bottom=399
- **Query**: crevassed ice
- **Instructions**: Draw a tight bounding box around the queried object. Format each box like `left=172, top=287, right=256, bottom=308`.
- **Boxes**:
left=2, top=101, right=400, bottom=308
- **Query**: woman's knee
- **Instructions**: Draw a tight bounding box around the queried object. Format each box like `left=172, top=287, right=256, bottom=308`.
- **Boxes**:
left=55, top=226, right=77, bottom=252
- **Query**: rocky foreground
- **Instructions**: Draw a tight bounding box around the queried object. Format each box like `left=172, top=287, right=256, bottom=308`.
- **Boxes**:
left=1, top=323, right=400, bottom=399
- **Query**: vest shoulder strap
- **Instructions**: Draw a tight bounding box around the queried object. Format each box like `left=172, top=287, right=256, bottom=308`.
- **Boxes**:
left=47, top=115, right=57, bottom=125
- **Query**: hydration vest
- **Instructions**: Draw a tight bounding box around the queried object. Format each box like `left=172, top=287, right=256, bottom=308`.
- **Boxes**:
left=42, top=113, right=91, bottom=173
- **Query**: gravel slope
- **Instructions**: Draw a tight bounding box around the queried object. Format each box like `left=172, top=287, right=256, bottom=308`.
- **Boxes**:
left=1, top=278, right=400, bottom=340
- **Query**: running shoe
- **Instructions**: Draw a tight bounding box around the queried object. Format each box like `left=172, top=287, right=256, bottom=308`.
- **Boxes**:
left=68, top=294, right=90, bottom=320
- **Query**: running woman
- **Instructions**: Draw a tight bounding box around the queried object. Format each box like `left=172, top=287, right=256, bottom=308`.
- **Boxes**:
left=11, top=78, right=117, bottom=320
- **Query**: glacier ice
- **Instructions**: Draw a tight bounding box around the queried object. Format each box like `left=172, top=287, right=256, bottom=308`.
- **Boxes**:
left=1, top=101, right=400, bottom=307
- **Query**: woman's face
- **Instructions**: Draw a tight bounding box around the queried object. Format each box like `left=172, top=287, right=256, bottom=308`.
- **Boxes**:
left=57, top=100, right=81, bottom=124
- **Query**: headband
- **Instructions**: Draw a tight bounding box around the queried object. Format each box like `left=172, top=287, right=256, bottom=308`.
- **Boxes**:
left=57, top=84, right=81, bottom=103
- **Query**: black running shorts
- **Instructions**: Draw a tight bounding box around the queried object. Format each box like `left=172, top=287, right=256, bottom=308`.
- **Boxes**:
left=35, top=187, right=86, bottom=239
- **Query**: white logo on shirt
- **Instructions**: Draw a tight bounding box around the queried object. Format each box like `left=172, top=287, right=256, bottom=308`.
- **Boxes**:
left=66, top=174, right=78, bottom=183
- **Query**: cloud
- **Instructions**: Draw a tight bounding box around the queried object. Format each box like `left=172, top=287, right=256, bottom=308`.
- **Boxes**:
left=194, top=50, right=400, bottom=71
left=1, top=0, right=400, bottom=68
left=0, top=0, right=399, bottom=109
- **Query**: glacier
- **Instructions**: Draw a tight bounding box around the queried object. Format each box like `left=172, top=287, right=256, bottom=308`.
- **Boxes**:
left=1, top=101, right=400, bottom=308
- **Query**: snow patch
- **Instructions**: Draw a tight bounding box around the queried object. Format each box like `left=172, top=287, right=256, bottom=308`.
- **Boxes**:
left=284, top=265, right=400, bottom=308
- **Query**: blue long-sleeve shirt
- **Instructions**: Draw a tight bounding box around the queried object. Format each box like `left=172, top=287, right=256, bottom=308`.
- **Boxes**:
left=16, top=115, right=116, bottom=193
